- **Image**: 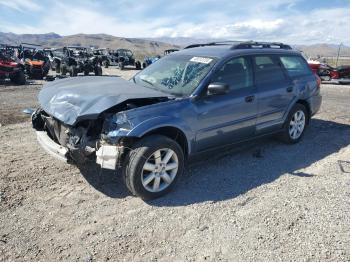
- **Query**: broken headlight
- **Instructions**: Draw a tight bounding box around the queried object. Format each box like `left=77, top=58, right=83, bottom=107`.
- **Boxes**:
left=102, top=113, right=132, bottom=139
left=114, top=112, right=129, bottom=125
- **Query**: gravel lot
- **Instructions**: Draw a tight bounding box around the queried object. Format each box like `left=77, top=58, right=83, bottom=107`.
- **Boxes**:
left=0, top=69, right=350, bottom=261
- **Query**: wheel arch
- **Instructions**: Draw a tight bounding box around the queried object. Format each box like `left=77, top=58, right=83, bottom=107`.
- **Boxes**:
left=295, top=99, right=311, bottom=124
left=141, top=126, right=189, bottom=157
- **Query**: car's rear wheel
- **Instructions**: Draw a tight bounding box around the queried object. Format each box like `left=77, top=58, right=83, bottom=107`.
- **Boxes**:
left=280, top=104, right=308, bottom=144
left=123, top=135, right=184, bottom=200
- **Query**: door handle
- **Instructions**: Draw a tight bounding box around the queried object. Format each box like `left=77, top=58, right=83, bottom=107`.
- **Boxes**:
left=245, top=95, right=255, bottom=103
left=286, top=86, right=293, bottom=92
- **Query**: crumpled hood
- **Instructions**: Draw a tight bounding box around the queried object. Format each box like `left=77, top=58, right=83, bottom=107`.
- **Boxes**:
left=38, top=76, right=167, bottom=126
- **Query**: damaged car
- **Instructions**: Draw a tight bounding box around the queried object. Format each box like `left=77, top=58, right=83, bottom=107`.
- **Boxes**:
left=32, top=41, right=322, bottom=199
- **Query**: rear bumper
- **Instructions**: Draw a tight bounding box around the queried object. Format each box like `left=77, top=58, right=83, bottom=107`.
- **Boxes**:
left=36, top=131, right=69, bottom=162
left=308, top=94, right=322, bottom=116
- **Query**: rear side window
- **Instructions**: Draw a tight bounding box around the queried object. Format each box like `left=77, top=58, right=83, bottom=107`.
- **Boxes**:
left=280, top=56, right=312, bottom=77
left=253, top=55, right=286, bottom=84
left=211, top=57, right=253, bottom=91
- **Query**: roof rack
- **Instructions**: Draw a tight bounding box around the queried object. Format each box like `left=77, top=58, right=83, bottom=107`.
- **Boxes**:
left=184, top=41, right=292, bottom=50
left=231, top=41, right=292, bottom=50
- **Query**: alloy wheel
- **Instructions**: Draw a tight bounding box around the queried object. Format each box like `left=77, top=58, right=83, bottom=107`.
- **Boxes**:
left=289, top=110, right=306, bottom=140
left=141, top=148, right=179, bottom=193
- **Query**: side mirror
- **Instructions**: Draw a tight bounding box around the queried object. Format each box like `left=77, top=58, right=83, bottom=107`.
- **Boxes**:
left=207, top=82, right=229, bottom=95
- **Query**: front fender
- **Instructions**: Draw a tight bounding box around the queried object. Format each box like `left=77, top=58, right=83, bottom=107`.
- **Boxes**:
left=128, top=116, right=194, bottom=154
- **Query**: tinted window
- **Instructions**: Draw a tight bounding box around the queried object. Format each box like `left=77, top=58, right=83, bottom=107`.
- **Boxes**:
left=280, top=56, right=312, bottom=77
left=212, top=57, right=253, bottom=91
left=253, top=55, right=286, bottom=83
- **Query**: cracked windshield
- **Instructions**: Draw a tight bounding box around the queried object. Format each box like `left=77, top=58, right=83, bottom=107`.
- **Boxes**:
left=134, top=55, right=216, bottom=96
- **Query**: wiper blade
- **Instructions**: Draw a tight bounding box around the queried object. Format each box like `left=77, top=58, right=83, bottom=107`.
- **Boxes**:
left=140, top=78, right=155, bottom=87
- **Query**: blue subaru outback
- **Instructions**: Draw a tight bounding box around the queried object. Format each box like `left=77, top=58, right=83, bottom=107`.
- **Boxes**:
left=32, top=41, right=322, bottom=199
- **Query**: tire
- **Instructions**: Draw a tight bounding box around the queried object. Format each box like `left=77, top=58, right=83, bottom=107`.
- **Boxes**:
left=123, top=135, right=184, bottom=200
left=84, top=70, right=89, bottom=76
left=10, top=70, right=26, bottom=85
left=55, top=64, right=61, bottom=74
left=94, top=66, right=102, bottom=76
left=61, top=65, right=67, bottom=76
left=142, top=62, right=147, bottom=69
left=118, top=62, right=124, bottom=70
left=102, top=60, right=109, bottom=68
left=135, top=61, right=141, bottom=70
left=70, top=65, right=77, bottom=77
left=280, top=104, right=308, bottom=144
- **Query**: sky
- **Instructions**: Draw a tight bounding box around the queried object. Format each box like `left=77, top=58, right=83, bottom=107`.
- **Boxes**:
left=0, top=0, right=349, bottom=44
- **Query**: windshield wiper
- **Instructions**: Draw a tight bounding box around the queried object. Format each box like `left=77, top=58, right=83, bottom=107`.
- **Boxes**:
left=140, top=78, right=155, bottom=87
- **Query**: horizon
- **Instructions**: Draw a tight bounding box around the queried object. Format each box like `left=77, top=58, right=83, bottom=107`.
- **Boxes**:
left=0, top=0, right=350, bottom=45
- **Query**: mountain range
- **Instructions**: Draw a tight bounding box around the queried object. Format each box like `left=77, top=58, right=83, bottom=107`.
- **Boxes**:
left=1, top=32, right=350, bottom=58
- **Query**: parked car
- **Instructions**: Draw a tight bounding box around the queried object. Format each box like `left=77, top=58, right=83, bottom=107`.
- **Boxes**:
left=58, top=46, right=102, bottom=76
left=114, top=49, right=141, bottom=70
left=0, top=44, right=26, bottom=84
left=19, top=43, right=50, bottom=79
left=31, top=41, right=322, bottom=199
left=308, top=60, right=350, bottom=84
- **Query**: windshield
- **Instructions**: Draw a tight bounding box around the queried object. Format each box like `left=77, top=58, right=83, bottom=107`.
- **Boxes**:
left=134, top=55, right=216, bottom=96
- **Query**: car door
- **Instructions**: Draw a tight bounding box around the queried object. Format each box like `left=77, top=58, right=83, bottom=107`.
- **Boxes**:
left=193, top=56, right=258, bottom=152
left=252, top=55, right=295, bottom=133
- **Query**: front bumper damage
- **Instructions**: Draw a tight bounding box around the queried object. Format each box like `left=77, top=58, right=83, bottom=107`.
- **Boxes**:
left=36, top=131, right=69, bottom=162
left=36, top=130, right=123, bottom=169
left=32, top=109, right=125, bottom=170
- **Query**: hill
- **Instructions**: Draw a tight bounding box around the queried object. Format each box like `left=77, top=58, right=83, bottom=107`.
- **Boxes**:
left=0, top=32, right=180, bottom=58
left=1, top=32, right=350, bottom=59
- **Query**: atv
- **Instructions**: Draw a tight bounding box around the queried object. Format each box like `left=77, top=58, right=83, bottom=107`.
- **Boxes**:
left=46, top=48, right=65, bottom=73
left=114, top=49, right=141, bottom=70
left=92, top=48, right=113, bottom=68
left=59, top=46, right=102, bottom=77
left=142, top=55, right=161, bottom=69
left=0, top=44, right=26, bottom=85
left=19, top=43, right=50, bottom=79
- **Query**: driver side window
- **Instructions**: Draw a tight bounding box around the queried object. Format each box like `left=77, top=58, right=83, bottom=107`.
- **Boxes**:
left=212, top=57, right=253, bottom=91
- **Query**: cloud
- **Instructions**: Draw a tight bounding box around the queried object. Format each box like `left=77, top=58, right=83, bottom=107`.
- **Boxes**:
left=0, top=0, right=349, bottom=44
left=0, top=0, right=41, bottom=12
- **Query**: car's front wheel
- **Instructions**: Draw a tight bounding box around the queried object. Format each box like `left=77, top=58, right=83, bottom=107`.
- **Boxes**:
left=280, top=104, right=308, bottom=144
left=123, top=135, right=184, bottom=200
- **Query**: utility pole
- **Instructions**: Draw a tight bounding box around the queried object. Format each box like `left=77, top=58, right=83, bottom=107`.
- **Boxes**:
left=336, top=43, right=343, bottom=67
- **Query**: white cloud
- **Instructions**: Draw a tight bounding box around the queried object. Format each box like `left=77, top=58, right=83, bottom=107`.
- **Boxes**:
left=233, top=19, right=284, bottom=31
left=0, top=0, right=41, bottom=12
left=0, top=0, right=349, bottom=45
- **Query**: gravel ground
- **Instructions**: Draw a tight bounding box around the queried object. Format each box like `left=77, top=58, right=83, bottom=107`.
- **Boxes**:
left=0, top=69, right=350, bottom=261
